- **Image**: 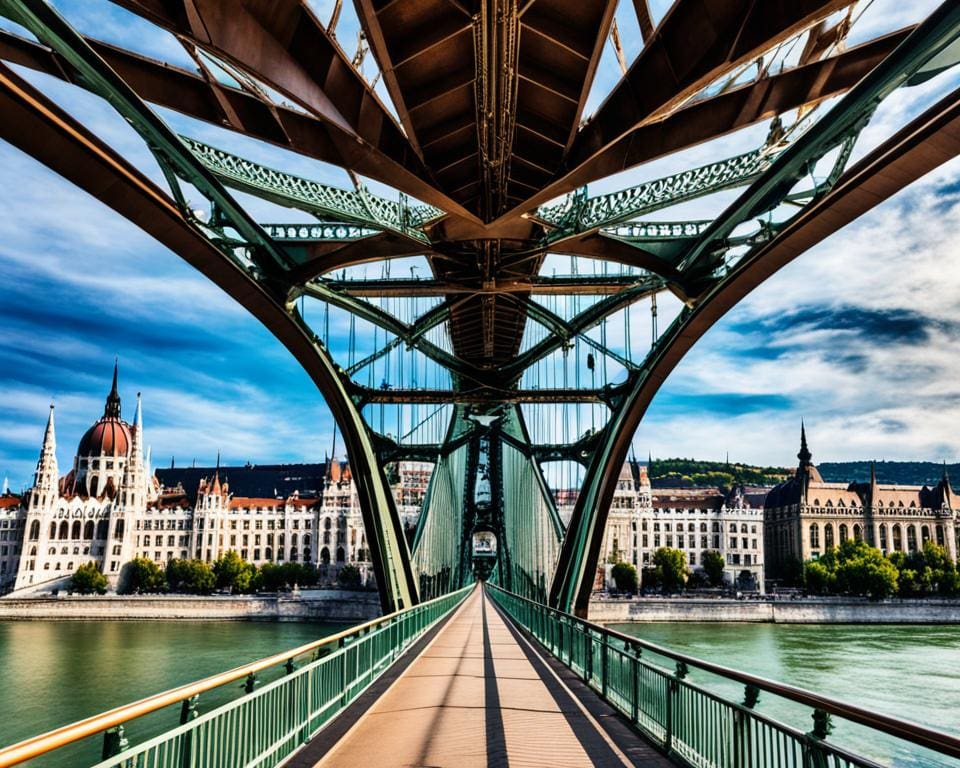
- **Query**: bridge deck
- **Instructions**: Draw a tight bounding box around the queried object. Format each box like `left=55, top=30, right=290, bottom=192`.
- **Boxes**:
left=304, top=586, right=671, bottom=767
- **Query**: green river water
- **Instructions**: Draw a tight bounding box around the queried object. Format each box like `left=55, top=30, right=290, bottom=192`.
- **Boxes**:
left=611, top=622, right=960, bottom=768
left=1, top=619, right=957, bottom=767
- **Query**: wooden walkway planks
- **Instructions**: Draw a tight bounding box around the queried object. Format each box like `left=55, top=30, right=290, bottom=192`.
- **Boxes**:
left=309, top=586, right=674, bottom=768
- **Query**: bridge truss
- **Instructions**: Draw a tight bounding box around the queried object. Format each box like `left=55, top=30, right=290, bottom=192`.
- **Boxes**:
left=2, top=0, right=960, bottom=614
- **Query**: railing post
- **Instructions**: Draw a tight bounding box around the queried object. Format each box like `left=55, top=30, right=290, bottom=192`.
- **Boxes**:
left=631, top=643, right=641, bottom=724
left=178, top=694, right=199, bottom=768
left=340, top=637, right=349, bottom=707
left=804, top=709, right=833, bottom=768
left=101, top=725, right=129, bottom=761
left=600, top=634, right=609, bottom=700
left=584, top=626, right=593, bottom=684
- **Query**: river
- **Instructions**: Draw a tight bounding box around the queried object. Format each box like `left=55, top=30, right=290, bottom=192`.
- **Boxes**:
left=0, top=619, right=348, bottom=767
left=2, top=619, right=957, bottom=767
left=611, top=622, right=960, bottom=768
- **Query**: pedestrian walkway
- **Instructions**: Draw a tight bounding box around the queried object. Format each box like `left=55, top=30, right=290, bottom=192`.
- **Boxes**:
left=306, top=586, right=673, bottom=767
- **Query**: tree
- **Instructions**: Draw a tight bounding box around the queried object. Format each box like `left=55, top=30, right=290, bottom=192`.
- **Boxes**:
left=120, top=556, right=165, bottom=594
left=611, top=562, right=638, bottom=594
left=804, top=541, right=898, bottom=599
left=166, top=559, right=215, bottom=594
left=337, top=564, right=362, bottom=589
left=701, top=550, right=726, bottom=587
left=804, top=561, right=833, bottom=594
left=652, top=547, right=689, bottom=592
left=71, top=561, right=107, bottom=595
left=213, top=550, right=255, bottom=593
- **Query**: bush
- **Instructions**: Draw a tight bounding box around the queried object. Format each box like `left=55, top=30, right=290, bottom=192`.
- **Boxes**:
left=71, top=561, right=107, bottom=595
left=213, top=550, right=255, bottom=593
left=701, top=550, right=725, bottom=587
left=803, top=541, right=898, bottom=599
left=119, top=556, right=165, bottom=594
left=253, top=562, right=318, bottom=592
left=166, top=559, right=215, bottom=594
left=337, top=564, right=362, bottom=589
left=611, top=562, right=638, bottom=594
left=652, top=547, right=689, bottom=592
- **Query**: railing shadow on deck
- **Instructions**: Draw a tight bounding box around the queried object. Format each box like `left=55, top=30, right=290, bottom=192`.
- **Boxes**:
left=0, top=585, right=474, bottom=768
left=486, top=583, right=960, bottom=768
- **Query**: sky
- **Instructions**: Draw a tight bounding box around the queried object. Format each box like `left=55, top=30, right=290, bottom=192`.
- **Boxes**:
left=1, top=0, right=959, bottom=489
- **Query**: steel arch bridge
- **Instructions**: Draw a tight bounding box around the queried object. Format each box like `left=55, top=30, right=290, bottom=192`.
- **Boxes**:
left=2, top=0, right=960, bottom=616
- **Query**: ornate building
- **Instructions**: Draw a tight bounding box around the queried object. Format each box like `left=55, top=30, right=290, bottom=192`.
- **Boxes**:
left=764, top=426, right=960, bottom=579
left=4, top=368, right=431, bottom=593
left=595, top=461, right=766, bottom=590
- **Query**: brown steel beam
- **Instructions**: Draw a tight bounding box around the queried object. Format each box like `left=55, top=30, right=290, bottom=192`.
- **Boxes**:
left=327, top=275, right=644, bottom=297
left=0, top=59, right=420, bottom=613
left=501, top=3, right=898, bottom=219
left=357, top=387, right=613, bottom=404
left=285, top=233, right=428, bottom=285
left=0, top=29, right=471, bottom=217
left=632, top=0, right=654, bottom=43
left=550, top=232, right=683, bottom=282
left=105, top=0, right=479, bottom=221
left=564, top=82, right=960, bottom=615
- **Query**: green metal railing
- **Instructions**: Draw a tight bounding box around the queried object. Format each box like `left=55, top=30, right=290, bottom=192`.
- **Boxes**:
left=0, top=585, right=473, bottom=768
left=487, top=584, right=960, bottom=768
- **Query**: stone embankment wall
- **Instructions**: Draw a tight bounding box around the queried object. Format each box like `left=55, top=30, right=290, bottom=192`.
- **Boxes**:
left=588, top=597, right=960, bottom=624
left=0, top=590, right=380, bottom=622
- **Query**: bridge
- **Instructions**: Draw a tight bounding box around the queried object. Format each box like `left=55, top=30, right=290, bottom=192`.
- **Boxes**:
left=2, top=0, right=960, bottom=765
left=1, top=583, right=960, bottom=767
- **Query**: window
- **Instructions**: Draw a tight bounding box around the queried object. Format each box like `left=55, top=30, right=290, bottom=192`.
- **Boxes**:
left=810, top=523, right=820, bottom=548
left=729, top=537, right=736, bottom=549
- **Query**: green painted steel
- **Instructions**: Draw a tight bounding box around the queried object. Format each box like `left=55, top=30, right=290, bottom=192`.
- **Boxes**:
left=0, top=0, right=420, bottom=614
left=412, top=441, right=469, bottom=598
left=182, top=137, right=439, bottom=242
left=498, top=407, right=564, bottom=602
left=261, top=222, right=380, bottom=242
left=550, top=2, right=960, bottom=615
left=538, top=148, right=775, bottom=240
left=81, top=586, right=472, bottom=768
left=487, top=584, right=960, bottom=768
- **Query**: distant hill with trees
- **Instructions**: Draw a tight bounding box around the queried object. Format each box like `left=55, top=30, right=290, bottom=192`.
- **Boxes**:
left=648, top=458, right=959, bottom=489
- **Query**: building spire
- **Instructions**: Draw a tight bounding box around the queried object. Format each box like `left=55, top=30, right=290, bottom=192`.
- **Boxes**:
left=104, top=360, right=121, bottom=419
left=798, top=420, right=812, bottom=466
left=33, top=404, right=59, bottom=496
left=121, top=393, right=147, bottom=505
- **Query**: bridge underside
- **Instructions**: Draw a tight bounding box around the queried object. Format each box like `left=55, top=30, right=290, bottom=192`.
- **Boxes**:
left=2, top=0, right=960, bottom=614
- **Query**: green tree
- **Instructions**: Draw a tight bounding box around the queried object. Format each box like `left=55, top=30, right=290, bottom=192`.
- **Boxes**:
left=652, top=547, right=689, bottom=592
left=337, top=564, right=362, bottom=589
left=804, top=560, right=833, bottom=594
left=213, top=550, right=255, bottom=593
left=166, top=559, right=215, bottom=594
left=120, top=556, right=165, bottom=594
left=701, top=550, right=726, bottom=587
left=611, top=562, right=638, bottom=594
left=71, top=561, right=107, bottom=595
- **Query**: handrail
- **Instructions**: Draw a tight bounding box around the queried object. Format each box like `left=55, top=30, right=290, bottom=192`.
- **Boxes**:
left=486, top=584, right=960, bottom=761
left=0, top=585, right=475, bottom=768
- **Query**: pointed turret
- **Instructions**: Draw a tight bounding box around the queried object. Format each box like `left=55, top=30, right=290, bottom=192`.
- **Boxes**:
left=211, top=450, right=222, bottom=496
left=798, top=421, right=812, bottom=467
left=120, top=393, right=147, bottom=508
left=939, top=462, right=954, bottom=508
left=104, top=360, right=121, bottom=419
left=33, top=405, right=59, bottom=495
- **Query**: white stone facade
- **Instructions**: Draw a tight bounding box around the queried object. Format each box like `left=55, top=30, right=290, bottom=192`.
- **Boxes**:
left=4, top=374, right=432, bottom=593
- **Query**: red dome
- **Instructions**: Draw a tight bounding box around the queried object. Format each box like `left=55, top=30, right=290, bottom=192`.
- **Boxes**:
left=78, top=417, right=131, bottom=457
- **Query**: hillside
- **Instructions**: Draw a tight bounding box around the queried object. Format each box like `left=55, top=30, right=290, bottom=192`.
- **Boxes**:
left=648, top=458, right=958, bottom=489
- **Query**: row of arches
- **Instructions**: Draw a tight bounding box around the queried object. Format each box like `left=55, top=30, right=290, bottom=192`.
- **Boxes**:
left=27, top=518, right=125, bottom=542
left=809, top=521, right=944, bottom=552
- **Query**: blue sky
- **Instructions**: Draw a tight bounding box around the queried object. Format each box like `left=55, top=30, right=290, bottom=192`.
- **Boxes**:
left=2, top=0, right=960, bottom=489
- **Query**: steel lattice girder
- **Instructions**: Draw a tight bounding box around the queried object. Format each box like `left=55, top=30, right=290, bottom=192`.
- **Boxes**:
left=0, top=8, right=419, bottom=614
left=550, top=14, right=960, bottom=614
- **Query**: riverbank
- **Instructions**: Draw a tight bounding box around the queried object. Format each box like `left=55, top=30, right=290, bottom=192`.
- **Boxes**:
left=0, top=589, right=380, bottom=622
left=588, top=596, right=960, bottom=623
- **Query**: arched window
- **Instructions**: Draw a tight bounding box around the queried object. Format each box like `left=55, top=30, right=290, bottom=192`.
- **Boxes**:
left=304, top=548, right=311, bottom=562
left=59, top=521, right=69, bottom=540
left=700, top=523, right=707, bottom=532
left=323, top=531, right=331, bottom=545
left=937, top=525, right=945, bottom=546
left=49, top=522, right=57, bottom=539
left=853, top=524, right=862, bottom=542
left=740, top=523, right=748, bottom=533
left=48, top=547, right=56, bottom=556
left=321, top=547, right=330, bottom=565
left=336, top=547, right=345, bottom=563
left=265, top=547, right=273, bottom=561
left=29, top=546, right=37, bottom=557
left=712, top=522, right=720, bottom=533
left=29, top=520, right=40, bottom=541
left=688, top=523, right=695, bottom=532
left=303, top=534, right=311, bottom=548
left=879, top=524, right=888, bottom=550
left=324, top=518, right=332, bottom=530
left=907, top=526, right=918, bottom=552
left=892, top=524, right=902, bottom=551
left=114, top=519, right=125, bottom=539
left=729, top=523, right=736, bottom=532
left=824, top=524, right=835, bottom=549
left=96, top=520, right=109, bottom=539
left=921, top=525, right=931, bottom=544
left=71, top=521, right=81, bottom=540
left=83, top=521, right=94, bottom=539
left=809, top=523, right=820, bottom=549
left=291, top=533, right=299, bottom=547
left=839, top=524, right=848, bottom=543
left=351, top=529, right=357, bottom=546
